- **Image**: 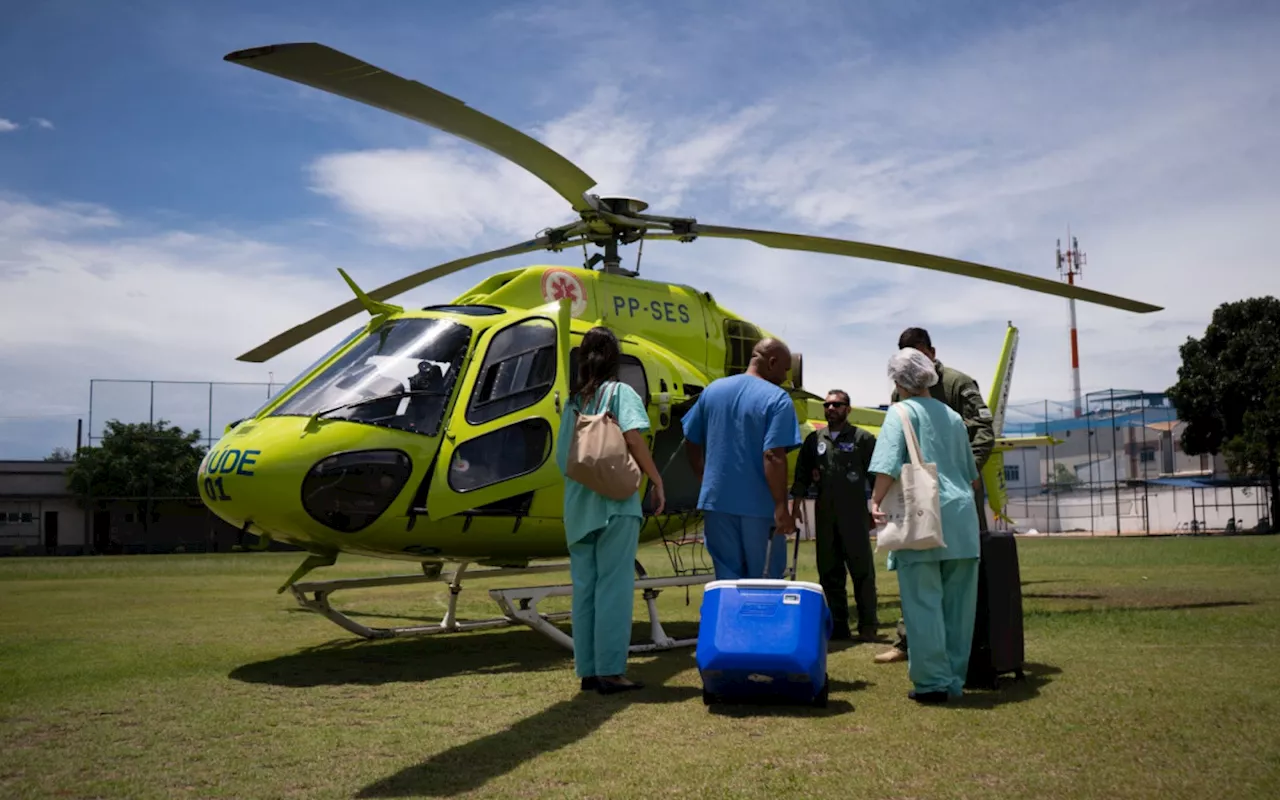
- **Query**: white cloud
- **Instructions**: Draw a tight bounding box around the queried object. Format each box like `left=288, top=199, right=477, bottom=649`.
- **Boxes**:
left=0, top=118, right=18, bottom=132
left=310, top=144, right=573, bottom=249
left=294, top=0, right=1280, bottom=415
left=32, top=117, right=54, bottom=130
left=0, top=193, right=576, bottom=456
left=0, top=197, right=410, bottom=452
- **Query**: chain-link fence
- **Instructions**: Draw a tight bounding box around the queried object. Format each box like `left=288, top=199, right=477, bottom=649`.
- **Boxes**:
left=996, top=389, right=1272, bottom=535
left=70, top=379, right=295, bottom=555
left=14, top=381, right=1272, bottom=556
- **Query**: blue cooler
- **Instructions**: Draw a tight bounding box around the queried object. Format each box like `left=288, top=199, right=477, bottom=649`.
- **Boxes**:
left=696, top=578, right=832, bottom=707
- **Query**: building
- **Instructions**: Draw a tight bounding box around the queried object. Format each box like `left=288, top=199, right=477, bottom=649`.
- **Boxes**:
left=1003, top=392, right=1227, bottom=486
left=0, top=460, right=86, bottom=554
left=998, top=446, right=1041, bottom=495
left=0, top=459, right=288, bottom=555
left=995, top=390, right=1270, bottom=534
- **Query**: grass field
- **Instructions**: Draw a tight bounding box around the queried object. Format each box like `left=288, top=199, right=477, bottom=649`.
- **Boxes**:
left=2, top=536, right=1278, bottom=799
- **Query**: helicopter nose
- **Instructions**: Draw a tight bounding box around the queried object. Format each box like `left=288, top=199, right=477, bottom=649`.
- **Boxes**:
left=198, top=419, right=421, bottom=543
left=198, top=438, right=270, bottom=527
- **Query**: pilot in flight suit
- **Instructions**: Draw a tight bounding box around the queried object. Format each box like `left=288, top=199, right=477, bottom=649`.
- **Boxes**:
left=789, top=389, right=879, bottom=641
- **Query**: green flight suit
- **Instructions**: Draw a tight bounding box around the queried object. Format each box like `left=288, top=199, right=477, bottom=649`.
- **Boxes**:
left=891, top=359, right=995, bottom=477
left=888, top=359, right=995, bottom=651
left=790, top=423, right=878, bottom=637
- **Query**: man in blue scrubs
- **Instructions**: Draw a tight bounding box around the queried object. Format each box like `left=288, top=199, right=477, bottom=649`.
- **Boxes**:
left=682, top=338, right=802, bottom=580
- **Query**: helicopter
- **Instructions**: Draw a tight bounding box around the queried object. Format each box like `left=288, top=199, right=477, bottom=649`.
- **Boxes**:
left=200, top=42, right=1160, bottom=652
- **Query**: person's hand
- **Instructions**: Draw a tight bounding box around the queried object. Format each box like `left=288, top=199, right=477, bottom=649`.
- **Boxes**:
left=871, top=501, right=888, bottom=527
left=774, top=503, right=797, bottom=536
left=790, top=498, right=804, bottom=526
left=649, top=479, right=665, bottom=516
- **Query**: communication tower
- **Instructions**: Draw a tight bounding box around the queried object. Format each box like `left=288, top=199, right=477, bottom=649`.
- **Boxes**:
left=1057, top=232, right=1086, bottom=417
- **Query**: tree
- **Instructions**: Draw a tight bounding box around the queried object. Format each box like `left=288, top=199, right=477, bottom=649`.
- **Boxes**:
left=1167, top=297, right=1280, bottom=528
left=1050, top=462, right=1079, bottom=488
left=66, top=420, right=207, bottom=536
left=45, top=447, right=74, bottom=462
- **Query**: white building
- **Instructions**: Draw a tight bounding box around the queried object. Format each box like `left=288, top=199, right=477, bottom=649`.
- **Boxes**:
left=0, top=460, right=86, bottom=554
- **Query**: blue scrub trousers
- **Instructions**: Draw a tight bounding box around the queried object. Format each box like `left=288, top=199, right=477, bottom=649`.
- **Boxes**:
left=702, top=510, right=787, bottom=580
left=896, top=557, right=980, bottom=696
left=568, top=514, right=642, bottom=678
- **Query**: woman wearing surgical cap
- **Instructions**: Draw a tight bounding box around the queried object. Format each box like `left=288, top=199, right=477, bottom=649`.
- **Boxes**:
left=868, top=347, right=982, bottom=704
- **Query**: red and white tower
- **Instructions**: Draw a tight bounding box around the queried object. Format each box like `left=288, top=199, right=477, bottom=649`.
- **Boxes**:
left=1057, top=232, right=1086, bottom=418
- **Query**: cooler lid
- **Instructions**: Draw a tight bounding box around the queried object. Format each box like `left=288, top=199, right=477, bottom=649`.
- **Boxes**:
left=705, top=579, right=826, bottom=595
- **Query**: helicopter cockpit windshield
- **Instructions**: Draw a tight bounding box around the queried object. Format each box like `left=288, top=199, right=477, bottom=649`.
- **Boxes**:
left=269, top=317, right=472, bottom=437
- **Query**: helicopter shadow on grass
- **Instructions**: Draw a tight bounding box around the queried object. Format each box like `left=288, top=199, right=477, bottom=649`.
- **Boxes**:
left=229, top=627, right=576, bottom=688
left=353, top=636, right=701, bottom=798
left=352, top=620, right=864, bottom=798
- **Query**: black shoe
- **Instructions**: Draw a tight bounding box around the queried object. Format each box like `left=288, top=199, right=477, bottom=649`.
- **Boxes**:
left=580, top=677, right=600, bottom=691
left=908, top=689, right=949, bottom=705
left=596, top=677, right=644, bottom=695
left=831, top=625, right=853, bottom=641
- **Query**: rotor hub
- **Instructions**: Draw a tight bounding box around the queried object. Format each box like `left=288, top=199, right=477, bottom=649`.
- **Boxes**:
left=597, top=196, right=649, bottom=215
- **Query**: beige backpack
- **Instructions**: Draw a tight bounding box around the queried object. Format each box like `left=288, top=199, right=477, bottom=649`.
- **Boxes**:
left=565, top=381, right=643, bottom=500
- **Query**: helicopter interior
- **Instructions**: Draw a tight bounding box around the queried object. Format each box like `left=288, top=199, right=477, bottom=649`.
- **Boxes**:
left=270, top=315, right=472, bottom=436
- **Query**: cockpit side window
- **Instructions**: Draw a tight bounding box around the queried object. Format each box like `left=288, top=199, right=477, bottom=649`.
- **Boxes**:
left=447, top=418, right=552, bottom=492
left=465, top=318, right=557, bottom=426
left=724, top=319, right=763, bottom=377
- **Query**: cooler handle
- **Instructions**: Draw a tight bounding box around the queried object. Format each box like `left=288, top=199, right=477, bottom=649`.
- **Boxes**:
left=762, top=526, right=801, bottom=581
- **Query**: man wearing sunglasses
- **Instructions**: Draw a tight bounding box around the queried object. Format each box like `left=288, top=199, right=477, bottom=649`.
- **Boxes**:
left=789, top=389, right=879, bottom=641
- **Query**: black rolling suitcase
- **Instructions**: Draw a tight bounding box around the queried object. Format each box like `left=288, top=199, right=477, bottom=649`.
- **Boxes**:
left=966, top=530, right=1026, bottom=689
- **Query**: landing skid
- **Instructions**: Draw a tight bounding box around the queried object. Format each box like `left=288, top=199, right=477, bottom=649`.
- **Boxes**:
left=287, top=560, right=711, bottom=653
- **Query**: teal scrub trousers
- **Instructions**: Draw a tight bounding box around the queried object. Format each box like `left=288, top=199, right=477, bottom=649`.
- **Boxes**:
left=896, top=557, right=980, bottom=696
left=568, top=514, right=642, bottom=678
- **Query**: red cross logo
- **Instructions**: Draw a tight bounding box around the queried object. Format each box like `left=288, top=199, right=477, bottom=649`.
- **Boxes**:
left=541, top=269, right=587, bottom=317
left=549, top=275, right=578, bottom=302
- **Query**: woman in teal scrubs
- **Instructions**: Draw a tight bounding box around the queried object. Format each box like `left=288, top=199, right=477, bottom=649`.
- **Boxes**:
left=869, top=347, right=981, bottom=704
left=556, top=326, right=666, bottom=695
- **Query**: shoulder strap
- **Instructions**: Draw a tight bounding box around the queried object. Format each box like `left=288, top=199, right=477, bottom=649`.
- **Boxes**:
left=894, top=402, right=925, bottom=467
left=586, top=380, right=620, bottom=415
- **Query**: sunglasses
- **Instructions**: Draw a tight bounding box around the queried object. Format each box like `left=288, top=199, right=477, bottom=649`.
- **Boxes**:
left=823, top=402, right=848, bottom=408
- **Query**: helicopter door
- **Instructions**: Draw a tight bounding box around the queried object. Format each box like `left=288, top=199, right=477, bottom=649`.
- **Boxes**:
left=423, top=300, right=571, bottom=520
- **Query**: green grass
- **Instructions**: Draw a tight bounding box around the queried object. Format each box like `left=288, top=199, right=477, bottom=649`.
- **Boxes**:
left=2, top=536, right=1278, bottom=799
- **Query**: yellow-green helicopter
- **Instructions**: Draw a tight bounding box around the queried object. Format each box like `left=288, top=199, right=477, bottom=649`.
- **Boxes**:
left=201, top=43, right=1160, bottom=650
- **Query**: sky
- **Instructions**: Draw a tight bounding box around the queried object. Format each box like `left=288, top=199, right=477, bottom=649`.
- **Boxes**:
left=2, top=0, right=1278, bottom=458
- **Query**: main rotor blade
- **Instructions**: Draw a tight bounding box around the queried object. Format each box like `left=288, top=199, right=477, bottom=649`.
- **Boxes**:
left=693, top=225, right=1162, bottom=314
left=223, top=43, right=597, bottom=212
left=237, top=236, right=552, bottom=363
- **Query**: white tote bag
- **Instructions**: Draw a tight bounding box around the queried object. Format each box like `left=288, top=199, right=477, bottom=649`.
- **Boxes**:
left=875, top=403, right=946, bottom=553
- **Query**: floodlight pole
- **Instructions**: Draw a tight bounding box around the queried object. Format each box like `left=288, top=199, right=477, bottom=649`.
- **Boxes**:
left=1057, top=232, right=1086, bottom=418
